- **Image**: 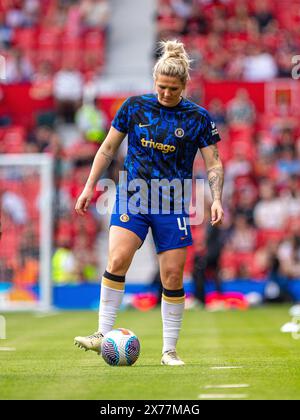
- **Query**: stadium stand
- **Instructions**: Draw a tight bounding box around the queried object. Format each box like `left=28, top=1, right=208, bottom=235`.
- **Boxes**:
left=156, top=0, right=300, bottom=302
left=0, top=0, right=300, bottom=306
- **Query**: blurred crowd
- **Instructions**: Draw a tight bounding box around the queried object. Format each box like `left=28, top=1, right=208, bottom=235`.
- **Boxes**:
left=0, top=0, right=110, bottom=285
left=0, top=0, right=300, bottom=304
left=187, top=85, right=300, bottom=303
left=0, top=0, right=109, bottom=87
left=156, top=0, right=299, bottom=82
left=154, top=0, right=300, bottom=303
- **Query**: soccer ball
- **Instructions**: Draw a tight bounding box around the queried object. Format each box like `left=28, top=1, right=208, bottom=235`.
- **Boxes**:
left=101, top=328, right=140, bottom=366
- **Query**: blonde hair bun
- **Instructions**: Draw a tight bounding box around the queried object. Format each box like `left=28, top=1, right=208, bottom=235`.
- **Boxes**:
left=153, top=39, right=191, bottom=84
left=162, top=40, right=186, bottom=59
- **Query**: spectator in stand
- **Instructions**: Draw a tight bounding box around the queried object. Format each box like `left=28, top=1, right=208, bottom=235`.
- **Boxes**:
left=276, top=128, right=296, bottom=156
left=79, top=0, right=110, bottom=31
left=30, top=60, right=54, bottom=101
left=256, top=130, right=277, bottom=158
left=75, top=85, right=108, bottom=144
left=181, top=2, right=209, bottom=35
left=5, top=1, right=26, bottom=28
left=171, top=0, right=193, bottom=19
left=203, top=33, right=228, bottom=80
left=2, top=190, right=28, bottom=226
left=208, top=98, right=227, bottom=127
left=225, top=145, right=253, bottom=184
left=252, top=0, right=275, bottom=33
left=278, top=234, right=300, bottom=280
left=254, top=179, right=287, bottom=231
left=276, top=50, right=294, bottom=78
left=252, top=241, right=277, bottom=281
left=280, top=176, right=300, bottom=220
left=156, top=0, right=185, bottom=41
left=226, top=89, right=256, bottom=128
left=5, top=47, right=34, bottom=83
left=53, top=60, right=83, bottom=123
left=274, top=128, right=300, bottom=180
left=277, top=147, right=300, bottom=180
left=228, top=214, right=257, bottom=254
left=22, top=0, right=41, bottom=27
left=73, top=233, right=99, bottom=282
left=13, top=225, right=39, bottom=286
left=242, top=43, right=278, bottom=81
left=227, top=1, right=253, bottom=36
left=52, top=232, right=78, bottom=285
left=254, top=150, right=278, bottom=181
left=234, top=184, right=257, bottom=226
left=0, top=11, right=13, bottom=47
left=27, top=125, right=53, bottom=153
left=225, top=45, right=245, bottom=80
left=64, top=1, right=82, bottom=38
left=0, top=259, right=14, bottom=282
left=286, top=176, right=300, bottom=218
left=43, top=0, right=69, bottom=28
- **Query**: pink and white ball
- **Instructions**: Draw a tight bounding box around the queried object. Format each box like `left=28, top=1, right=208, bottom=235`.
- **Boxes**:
left=101, top=328, right=140, bottom=366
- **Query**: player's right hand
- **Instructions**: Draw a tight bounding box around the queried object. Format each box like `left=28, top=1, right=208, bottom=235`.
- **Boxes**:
left=75, top=188, right=94, bottom=216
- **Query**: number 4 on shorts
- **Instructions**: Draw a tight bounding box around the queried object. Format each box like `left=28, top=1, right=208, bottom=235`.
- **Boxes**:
left=177, top=217, right=188, bottom=236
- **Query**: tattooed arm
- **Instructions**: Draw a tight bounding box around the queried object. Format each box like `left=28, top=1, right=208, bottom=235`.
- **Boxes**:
left=75, top=126, right=126, bottom=215
left=200, top=144, right=224, bottom=226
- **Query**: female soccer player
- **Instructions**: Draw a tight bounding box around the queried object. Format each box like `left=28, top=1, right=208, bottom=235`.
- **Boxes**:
left=74, top=40, right=224, bottom=365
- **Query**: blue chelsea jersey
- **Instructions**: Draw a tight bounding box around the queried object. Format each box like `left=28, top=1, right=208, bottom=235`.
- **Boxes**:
left=112, top=94, right=221, bottom=184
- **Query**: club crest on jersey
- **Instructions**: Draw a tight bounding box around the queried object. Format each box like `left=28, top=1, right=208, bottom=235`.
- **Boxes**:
left=120, top=214, right=130, bottom=223
left=175, top=128, right=184, bottom=138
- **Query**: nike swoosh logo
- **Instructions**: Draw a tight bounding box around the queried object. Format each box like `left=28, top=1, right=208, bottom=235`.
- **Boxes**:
left=139, top=123, right=151, bottom=128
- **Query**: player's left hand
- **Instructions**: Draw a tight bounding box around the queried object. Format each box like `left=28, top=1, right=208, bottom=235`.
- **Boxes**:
left=211, top=200, right=224, bottom=227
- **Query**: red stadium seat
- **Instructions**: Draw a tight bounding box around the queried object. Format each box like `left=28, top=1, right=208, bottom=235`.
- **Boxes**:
left=219, top=250, right=238, bottom=277
left=84, top=30, right=105, bottom=50
left=229, top=139, right=256, bottom=161
left=12, top=28, right=37, bottom=51
left=36, top=47, right=61, bottom=70
left=38, top=27, right=62, bottom=47
left=0, top=127, right=6, bottom=142
left=62, top=34, right=83, bottom=49
left=256, top=230, right=286, bottom=248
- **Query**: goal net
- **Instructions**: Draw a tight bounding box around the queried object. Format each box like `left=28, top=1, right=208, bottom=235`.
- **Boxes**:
left=0, top=154, right=54, bottom=311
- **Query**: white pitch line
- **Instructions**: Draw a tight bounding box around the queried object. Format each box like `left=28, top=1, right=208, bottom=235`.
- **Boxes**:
left=204, top=384, right=249, bottom=389
left=0, top=347, right=16, bottom=351
left=210, top=366, right=244, bottom=370
left=199, top=394, right=248, bottom=400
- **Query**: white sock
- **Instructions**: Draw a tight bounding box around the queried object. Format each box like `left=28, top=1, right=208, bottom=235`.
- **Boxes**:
left=161, top=288, right=185, bottom=354
left=98, top=271, right=125, bottom=335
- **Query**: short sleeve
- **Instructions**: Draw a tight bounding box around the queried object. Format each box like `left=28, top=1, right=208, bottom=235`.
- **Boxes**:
left=198, top=110, right=221, bottom=149
left=112, top=98, right=131, bottom=134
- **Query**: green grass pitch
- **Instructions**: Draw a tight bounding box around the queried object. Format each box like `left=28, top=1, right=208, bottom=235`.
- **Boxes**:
left=0, top=306, right=300, bottom=400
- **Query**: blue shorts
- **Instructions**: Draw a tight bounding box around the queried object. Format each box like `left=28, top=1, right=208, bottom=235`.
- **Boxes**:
left=110, top=211, right=193, bottom=254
